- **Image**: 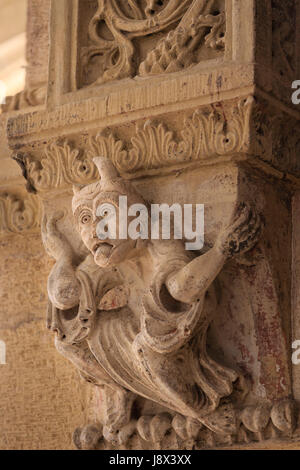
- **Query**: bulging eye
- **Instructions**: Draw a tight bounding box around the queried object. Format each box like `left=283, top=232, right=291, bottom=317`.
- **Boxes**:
left=80, top=213, right=92, bottom=225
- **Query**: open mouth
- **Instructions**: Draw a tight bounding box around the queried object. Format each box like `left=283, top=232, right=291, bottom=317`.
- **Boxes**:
left=92, top=242, right=114, bottom=258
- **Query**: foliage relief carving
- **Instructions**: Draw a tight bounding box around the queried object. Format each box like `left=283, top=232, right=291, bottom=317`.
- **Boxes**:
left=17, top=97, right=252, bottom=192
left=81, top=0, right=225, bottom=86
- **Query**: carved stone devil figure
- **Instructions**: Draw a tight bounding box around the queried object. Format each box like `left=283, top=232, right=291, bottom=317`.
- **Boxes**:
left=43, top=157, right=263, bottom=448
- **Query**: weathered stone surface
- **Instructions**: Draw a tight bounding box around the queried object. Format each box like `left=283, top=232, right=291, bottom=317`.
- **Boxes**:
left=26, top=0, right=51, bottom=89
left=0, top=0, right=300, bottom=450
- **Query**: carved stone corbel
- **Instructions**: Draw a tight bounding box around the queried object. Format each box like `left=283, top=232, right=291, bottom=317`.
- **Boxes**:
left=3, top=0, right=300, bottom=451
left=35, top=154, right=294, bottom=450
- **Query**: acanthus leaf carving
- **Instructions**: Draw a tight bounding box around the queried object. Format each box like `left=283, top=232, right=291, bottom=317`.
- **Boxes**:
left=20, top=141, right=98, bottom=193
left=128, top=120, right=179, bottom=171
left=16, top=97, right=253, bottom=195
left=18, top=96, right=300, bottom=196
left=87, top=97, right=253, bottom=173
left=88, top=131, right=128, bottom=171
left=178, top=96, right=253, bottom=160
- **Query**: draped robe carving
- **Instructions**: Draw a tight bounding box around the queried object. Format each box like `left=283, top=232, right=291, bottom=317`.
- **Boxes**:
left=44, top=157, right=270, bottom=447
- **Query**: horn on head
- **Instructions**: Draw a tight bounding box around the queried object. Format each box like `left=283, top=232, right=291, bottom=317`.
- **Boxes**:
left=93, top=157, right=119, bottom=184
left=72, top=184, right=86, bottom=194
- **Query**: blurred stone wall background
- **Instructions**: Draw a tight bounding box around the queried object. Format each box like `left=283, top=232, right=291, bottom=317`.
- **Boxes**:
left=0, top=0, right=27, bottom=98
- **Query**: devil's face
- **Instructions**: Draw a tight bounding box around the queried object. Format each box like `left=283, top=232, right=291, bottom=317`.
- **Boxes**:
left=74, top=190, right=138, bottom=268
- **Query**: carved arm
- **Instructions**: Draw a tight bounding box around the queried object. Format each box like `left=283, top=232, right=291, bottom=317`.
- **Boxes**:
left=42, top=212, right=81, bottom=310
left=166, top=204, right=262, bottom=304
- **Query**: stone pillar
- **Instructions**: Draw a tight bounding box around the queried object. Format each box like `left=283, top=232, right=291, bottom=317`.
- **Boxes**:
left=1, top=0, right=300, bottom=450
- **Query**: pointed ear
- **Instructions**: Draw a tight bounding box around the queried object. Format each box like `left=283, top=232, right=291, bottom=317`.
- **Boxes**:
left=73, top=184, right=85, bottom=195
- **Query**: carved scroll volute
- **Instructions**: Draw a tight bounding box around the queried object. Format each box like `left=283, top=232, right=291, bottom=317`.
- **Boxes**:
left=0, top=193, right=41, bottom=236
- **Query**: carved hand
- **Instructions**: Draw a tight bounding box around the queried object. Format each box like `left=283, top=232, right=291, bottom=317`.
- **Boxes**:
left=215, top=203, right=262, bottom=259
left=166, top=203, right=262, bottom=305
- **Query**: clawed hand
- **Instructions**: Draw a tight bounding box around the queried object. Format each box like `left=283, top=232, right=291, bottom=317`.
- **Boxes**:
left=216, top=203, right=263, bottom=258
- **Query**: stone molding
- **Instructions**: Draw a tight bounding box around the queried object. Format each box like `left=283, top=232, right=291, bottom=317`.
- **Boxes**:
left=11, top=95, right=300, bottom=195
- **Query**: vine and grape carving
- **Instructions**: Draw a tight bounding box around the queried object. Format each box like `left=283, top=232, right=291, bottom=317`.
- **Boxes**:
left=80, top=0, right=226, bottom=87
